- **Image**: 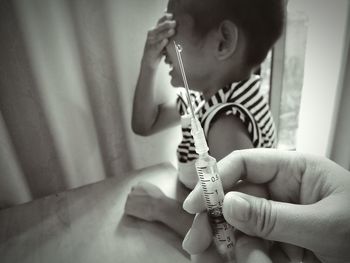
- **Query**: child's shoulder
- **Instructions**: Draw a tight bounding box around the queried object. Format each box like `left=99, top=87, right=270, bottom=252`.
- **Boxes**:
left=204, top=74, right=276, bottom=149
left=206, top=109, right=254, bottom=159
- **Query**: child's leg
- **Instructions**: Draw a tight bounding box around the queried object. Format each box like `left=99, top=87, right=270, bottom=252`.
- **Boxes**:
left=124, top=181, right=193, bottom=237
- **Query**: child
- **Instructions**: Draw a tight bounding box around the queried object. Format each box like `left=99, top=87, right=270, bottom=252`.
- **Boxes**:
left=125, top=0, right=285, bottom=239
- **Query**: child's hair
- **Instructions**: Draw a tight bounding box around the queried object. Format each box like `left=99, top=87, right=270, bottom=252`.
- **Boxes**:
left=170, top=0, right=285, bottom=68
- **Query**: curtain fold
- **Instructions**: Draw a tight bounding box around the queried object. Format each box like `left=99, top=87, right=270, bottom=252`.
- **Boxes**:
left=0, top=0, right=67, bottom=203
left=0, top=0, right=132, bottom=208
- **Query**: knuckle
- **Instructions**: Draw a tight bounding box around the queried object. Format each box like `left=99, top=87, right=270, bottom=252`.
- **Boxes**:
left=168, top=29, right=175, bottom=36
left=157, top=15, right=167, bottom=23
left=164, top=20, right=173, bottom=27
left=255, top=198, right=277, bottom=238
left=160, top=20, right=173, bottom=29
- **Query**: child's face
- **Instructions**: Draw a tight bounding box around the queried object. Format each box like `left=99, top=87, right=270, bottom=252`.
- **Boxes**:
left=164, top=2, right=214, bottom=91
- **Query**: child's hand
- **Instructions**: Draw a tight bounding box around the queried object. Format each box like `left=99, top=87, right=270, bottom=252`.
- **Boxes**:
left=124, top=181, right=167, bottom=221
left=141, top=13, right=176, bottom=69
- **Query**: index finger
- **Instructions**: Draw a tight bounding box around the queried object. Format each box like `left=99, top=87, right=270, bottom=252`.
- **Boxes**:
left=183, top=149, right=306, bottom=213
left=219, top=148, right=306, bottom=186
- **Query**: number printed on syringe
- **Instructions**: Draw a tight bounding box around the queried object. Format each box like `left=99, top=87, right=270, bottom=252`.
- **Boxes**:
left=197, top=167, right=223, bottom=213
left=196, top=164, right=235, bottom=255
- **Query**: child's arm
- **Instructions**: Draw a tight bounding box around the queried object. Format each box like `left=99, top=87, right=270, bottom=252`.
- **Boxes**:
left=132, top=14, right=179, bottom=136
left=207, top=114, right=254, bottom=160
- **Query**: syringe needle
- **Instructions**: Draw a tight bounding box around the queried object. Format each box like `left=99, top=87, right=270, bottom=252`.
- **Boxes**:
left=173, top=41, right=198, bottom=130
left=173, top=41, right=236, bottom=262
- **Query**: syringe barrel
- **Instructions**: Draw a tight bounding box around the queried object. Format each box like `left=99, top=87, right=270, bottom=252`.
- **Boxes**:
left=191, top=118, right=209, bottom=154
left=195, top=153, right=236, bottom=262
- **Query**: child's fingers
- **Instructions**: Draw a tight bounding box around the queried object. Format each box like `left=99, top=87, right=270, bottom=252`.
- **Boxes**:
left=154, top=20, right=176, bottom=36
left=154, top=28, right=175, bottom=43
left=147, top=25, right=175, bottom=45
left=156, top=39, right=169, bottom=51
left=157, top=13, right=173, bottom=24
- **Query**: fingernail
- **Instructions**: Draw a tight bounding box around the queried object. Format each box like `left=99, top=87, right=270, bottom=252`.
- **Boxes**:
left=183, top=191, right=196, bottom=214
left=183, top=196, right=192, bottom=213
left=182, top=228, right=200, bottom=254
left=226, top=193, right=251, bottom=221
left=182, top=229, right=191, bottom=253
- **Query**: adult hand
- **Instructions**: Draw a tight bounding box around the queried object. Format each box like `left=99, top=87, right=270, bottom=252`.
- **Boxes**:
left=182, top=149, right=350, bottom=263
left=188, top=213, right=272, bottom=263
left=142, top=13, right=176, bottom=69
left=184, top=181, right=274, bottom=263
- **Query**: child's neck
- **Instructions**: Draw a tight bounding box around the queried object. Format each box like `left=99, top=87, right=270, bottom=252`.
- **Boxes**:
left=202, top=69, right=252, bottom=100
left=202, top=86, right=222, bottom=100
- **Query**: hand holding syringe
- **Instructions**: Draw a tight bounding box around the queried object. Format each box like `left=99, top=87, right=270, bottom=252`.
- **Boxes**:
left=173, top=41, right=236, bottom=262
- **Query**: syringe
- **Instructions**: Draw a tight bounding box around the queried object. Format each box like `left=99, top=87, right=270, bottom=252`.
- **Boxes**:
left=173, top=41, right=236, bottom=262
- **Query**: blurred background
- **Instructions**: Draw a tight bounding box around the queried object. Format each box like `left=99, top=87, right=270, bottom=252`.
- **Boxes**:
left=0, top=0, right=349, bottom=208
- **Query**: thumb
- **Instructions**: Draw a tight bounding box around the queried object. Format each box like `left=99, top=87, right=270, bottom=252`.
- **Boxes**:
left=223, top=192, right=325, bottom=251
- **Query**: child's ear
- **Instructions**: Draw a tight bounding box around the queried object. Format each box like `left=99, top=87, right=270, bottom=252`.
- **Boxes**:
left=215, top=20, right=239, bottom=60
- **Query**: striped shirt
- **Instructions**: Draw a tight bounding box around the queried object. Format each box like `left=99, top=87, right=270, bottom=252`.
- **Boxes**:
left=176, top=75, right=276, bottom=164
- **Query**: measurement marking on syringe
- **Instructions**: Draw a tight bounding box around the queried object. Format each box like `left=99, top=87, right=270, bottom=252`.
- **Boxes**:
left=174, top=41, right=235, bottom=260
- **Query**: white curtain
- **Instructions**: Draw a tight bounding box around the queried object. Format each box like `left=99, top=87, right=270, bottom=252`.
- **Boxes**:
left=0, top=0, right=180, bottom=208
